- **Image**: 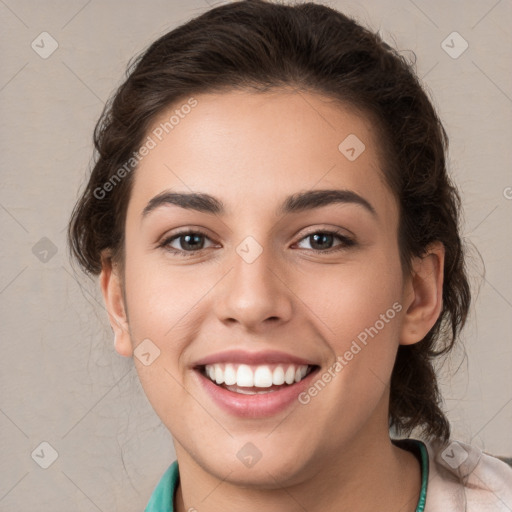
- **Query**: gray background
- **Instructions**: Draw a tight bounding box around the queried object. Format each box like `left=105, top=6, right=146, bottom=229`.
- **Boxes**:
left=1, top=0, right=511, bottom=510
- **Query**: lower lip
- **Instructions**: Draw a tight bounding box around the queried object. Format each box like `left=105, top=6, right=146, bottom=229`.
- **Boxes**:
left=194, top=368, right=319, bottom=418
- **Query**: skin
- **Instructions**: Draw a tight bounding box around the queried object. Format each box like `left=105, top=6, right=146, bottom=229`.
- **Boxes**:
left=100, top=89, right=444, bottom=512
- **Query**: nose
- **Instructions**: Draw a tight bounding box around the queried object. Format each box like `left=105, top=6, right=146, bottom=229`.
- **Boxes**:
left=213, top=239, right=294, bottom=332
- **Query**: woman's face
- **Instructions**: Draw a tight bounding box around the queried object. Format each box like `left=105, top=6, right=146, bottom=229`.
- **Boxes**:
left=109, top=89, right=416, bottom=485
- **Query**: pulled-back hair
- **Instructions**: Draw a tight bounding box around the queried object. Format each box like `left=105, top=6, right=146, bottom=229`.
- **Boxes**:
left=68, top=0, right=471, bottom=442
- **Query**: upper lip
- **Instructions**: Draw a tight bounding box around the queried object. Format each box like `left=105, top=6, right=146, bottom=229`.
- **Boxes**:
left=192, top=349, right=318, bottom=368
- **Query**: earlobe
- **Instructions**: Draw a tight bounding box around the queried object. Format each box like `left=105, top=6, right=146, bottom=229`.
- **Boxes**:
left=399, top=242, right=445, bottom=346
left=99, top=252, right=133, bottom=358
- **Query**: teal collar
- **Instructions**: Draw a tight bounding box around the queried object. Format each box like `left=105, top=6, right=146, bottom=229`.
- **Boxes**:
left=392, top=438, right=429, bottom=512
left=416, top=440, right=429, bottom=512
left=144, top=460, right=179, bottom=512
left=145, top=438, right=429, bottom=511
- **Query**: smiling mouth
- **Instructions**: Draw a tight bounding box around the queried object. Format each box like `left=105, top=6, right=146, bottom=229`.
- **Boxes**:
left=197, top=363, right=319, bottom=394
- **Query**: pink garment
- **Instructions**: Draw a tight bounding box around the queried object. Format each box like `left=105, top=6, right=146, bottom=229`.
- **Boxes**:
left=424, top=438, right=512, bottom=511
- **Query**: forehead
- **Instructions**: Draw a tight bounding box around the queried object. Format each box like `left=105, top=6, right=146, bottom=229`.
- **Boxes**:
left=127, top=89, right=396, bottom=223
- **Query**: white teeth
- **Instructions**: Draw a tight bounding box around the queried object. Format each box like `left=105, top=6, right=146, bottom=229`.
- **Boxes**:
left=294, top=365, right=308, bottom=383
left=224, top=364, right=237, bottom=386
left=215, top=365, right=224, bottom=385
left=253, top=366, right=273, bottom=387
left=237, top=364, right=254, bottom=387
left=284, top=366, right=296, bottom=385
left=203, top=363, right=311, bottom=389
left=272, top=366, right=285, bottom=385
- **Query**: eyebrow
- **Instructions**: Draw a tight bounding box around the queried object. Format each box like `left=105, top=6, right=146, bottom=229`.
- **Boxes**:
left=141, top=188, right=377, bottom=219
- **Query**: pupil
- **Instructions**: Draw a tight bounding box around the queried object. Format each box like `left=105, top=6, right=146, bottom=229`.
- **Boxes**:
left=183, top=234, right=202, bottom=250
left=311, top=233, right=332, bottom=250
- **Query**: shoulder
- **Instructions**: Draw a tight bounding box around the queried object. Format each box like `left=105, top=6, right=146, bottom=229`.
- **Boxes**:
left=424, top=438, right=512, bottom=512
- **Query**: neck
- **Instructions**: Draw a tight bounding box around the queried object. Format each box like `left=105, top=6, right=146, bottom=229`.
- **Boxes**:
left=173, top=427, right=421, bottom=512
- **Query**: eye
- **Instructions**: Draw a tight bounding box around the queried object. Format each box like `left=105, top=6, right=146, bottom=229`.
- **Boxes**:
left=159, top=229, right=215, bottom=256
left=295, top=230, right=356, bottom=252
left=158, top=228, right=356, bottom=257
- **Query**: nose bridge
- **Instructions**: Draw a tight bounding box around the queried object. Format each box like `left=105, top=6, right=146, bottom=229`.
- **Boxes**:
left=233, top=232, right=280, bottom=300
left=215, top=230, right=293, bottom=329
left=228, top=209, right=278, bottom=274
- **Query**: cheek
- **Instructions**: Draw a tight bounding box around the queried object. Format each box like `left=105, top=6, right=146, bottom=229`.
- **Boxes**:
left=299, top=247, right=403, bottom=347
left=124, top=252, right=201, bottom=425
left=298, top=260, right=404, bottom=434
left=123, top=248, right=205, bottom=342
left=301, top=241, right=404, bottom=402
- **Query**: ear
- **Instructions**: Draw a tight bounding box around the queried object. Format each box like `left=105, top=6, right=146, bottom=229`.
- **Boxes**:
left=399, top=241, right=445, bottom=346
left=99, top=251, right=133, bottom=357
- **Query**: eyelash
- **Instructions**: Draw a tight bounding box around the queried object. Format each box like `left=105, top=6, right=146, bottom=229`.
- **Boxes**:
left=158, top=228, right=356, bottom=257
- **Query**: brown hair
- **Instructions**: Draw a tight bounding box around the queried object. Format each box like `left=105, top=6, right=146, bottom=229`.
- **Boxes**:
left=68, top=0, right=471, bottom=442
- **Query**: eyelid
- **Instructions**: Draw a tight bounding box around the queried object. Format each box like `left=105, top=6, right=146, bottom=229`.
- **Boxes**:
left=157, top=228, right=215, bottom=251
left=297, top=225, right=355, bottom=241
